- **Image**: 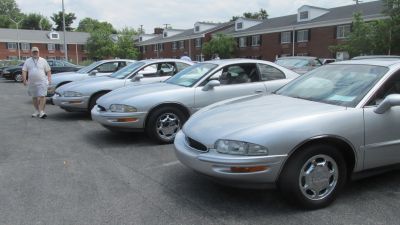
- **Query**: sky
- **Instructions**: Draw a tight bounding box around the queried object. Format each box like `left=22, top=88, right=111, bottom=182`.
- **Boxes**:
left=15, top=0, right=376, bottom=32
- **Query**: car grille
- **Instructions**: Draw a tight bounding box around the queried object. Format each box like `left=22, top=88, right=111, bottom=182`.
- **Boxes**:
left=186, top=136, right=208, bottom=152
left=98, top=105, right=106, bottom=112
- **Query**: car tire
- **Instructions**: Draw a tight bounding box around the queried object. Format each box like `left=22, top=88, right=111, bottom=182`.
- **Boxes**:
left=146, top=106, right=187, bottom=144
left=88, top=92, right=107, bottom=112
left=278, top=144, right=347, bottom=209
left=14, top=73, right=23, bottom=82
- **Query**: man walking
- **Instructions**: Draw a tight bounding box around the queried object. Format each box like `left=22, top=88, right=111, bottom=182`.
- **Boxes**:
left=22, top=47, right=51, bottom=119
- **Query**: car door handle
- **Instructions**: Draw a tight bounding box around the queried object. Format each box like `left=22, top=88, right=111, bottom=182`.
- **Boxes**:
left=254, top=90, right=264, bottom=94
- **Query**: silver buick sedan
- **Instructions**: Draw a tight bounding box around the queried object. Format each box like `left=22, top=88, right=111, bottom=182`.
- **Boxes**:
left=92, top=59, right=299, bottom=143
left=48, top=59, right=136, bottom=97
left=52, top=59, right=193, bottom=112
left=174, top=59, right=400, bottom=209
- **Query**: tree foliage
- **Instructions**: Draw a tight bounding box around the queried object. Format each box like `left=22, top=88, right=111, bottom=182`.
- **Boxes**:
left=76, top=17, right=116, bottom=33
left=231, top=9, right=268, bottom=21
left=0, top=0, right=22, bottom=28
left=21, top=13, right=52, bottom=30
left=51, top=11, right=76, bottom=31
left=202, top=34, right=237, bottom=59
left=86, top=28, right=116, bottom=60
left=113, top=28, right=139, bottom=59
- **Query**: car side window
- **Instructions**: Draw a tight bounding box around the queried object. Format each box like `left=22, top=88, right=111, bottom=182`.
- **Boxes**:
left=258, top=64, right=286, bottom=81
left=138, top=64, right=158, bottom=77
left=159, top=63, right=176, bottom=76
left=47, top=61, right=54, bottom=66
left=97, top=62, right=119, bottom=73
left=55, top=61, right=63, bottom=67
left=367, top=72, right=400, bottom=106
left=216, top=64, right=258, bottom=85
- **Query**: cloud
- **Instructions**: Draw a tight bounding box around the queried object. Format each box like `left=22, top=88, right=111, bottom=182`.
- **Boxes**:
left=15, top=0, right=376, bottom=32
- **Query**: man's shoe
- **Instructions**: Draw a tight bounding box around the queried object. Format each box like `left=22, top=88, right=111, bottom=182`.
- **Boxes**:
left=39, top=112, right=47, bottom=119
left=32, top=111, right=39, bottom=117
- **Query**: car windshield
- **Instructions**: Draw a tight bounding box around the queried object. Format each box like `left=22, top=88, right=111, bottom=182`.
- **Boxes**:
left=275, top=58, right=309, bottom=68
left=63, top=61, right=78, bottom=67
left=76, top=61, right=105, bottom=73
left=165, top=63, right=217, bottom=87
left=276, top=64, right=389, bottom=107
left=109, top=61, right=145, bottom=79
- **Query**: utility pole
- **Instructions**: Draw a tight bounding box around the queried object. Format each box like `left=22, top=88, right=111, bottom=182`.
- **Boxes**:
left=62, top=0, right=68, bottom=61
left=140, top=25, right=144, bottom=34
left=9, top=18, right=23, bottom=60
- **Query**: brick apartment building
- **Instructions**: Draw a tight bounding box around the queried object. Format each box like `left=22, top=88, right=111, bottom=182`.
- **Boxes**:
left=137, top=1, right=387, bottom=61
left=0, top=29, right=89, bottom=64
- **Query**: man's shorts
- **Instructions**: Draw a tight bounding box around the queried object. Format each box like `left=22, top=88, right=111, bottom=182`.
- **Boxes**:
left=28, top=83, right=48, bottom=97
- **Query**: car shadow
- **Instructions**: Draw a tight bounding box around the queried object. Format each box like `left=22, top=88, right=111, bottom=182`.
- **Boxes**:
left=48, top=111, right=92, bottom=121
left=83, top=130, right=156, bottom=148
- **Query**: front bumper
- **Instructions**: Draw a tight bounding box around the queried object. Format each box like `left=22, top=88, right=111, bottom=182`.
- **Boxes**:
left=91, top=105, right=148, bottom=131
left=174, top=131, right=287, bottom=188
left=52, top=94, right=90, bottom=112
left=2, top=72, right=13, bottom=80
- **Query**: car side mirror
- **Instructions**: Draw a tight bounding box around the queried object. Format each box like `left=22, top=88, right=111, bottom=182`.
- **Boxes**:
left=131, top=73, right=144, bottom=82
left=202, top=80, right=220, bottom=91
left=374, top=94, right=400, bottom=114
left=89, top=70, right=98, bottom=76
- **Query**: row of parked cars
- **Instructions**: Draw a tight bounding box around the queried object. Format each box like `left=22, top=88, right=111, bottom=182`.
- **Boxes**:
left=4, top=55, right=400, bottom=209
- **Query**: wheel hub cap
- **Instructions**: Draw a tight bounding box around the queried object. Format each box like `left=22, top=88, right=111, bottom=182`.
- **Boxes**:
left=299, top=154, right=338, bottom=201
left=156, top=113, right=180, bottom=140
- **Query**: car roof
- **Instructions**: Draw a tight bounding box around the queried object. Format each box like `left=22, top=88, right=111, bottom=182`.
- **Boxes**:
left=276, top=56, right=318, bottom=60
left=138, top=58, right=194, bottom=64
left=197, top=58, right=276, bottom=67
left=352, top=55, right=400, bottom=60
left=98, top=59, right=137, bottom=63
left=332, top=59, right=400, bottom=67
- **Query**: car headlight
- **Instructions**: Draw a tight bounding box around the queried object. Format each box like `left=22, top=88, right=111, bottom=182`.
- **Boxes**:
left=63, top=91, right=83, bottom=97
left=215, top=139, right=268, bottom=156
left=109, top=104, right=137, bottom=113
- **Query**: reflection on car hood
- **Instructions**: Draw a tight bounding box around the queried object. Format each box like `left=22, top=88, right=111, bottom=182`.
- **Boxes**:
left=56, top=76, right=113, bottom=93
left=97, top=82, right=183, bottom=107
left=183, top=94, right=346, bottom=144
left=52, top=72, right=90, bottom=85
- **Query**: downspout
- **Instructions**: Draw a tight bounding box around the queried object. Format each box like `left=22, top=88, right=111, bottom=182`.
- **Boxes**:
left=75, top=43, right=79, bottom=64
left=292, top=26, right=295, bottom=56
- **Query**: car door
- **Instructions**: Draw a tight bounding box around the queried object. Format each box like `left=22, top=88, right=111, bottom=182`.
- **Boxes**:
left=193, top=63, right=266, bottom=111
left=363, top=71, right=400, bottom=169
left=258, top=63, right=292, bottom=92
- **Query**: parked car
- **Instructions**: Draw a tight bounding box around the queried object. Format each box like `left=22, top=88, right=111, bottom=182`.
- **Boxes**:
left=2, top=59, right=82, bottom=82
left=48, top=59, right=136, bottom=97
left=92, top=59, right=299, bottom=143
left=0, top=59, right=24, bottom=71
left=52, top=59, right=194, bottom=112
left=352, top=55, right=400, bottom=60
left=320, top=58, right=336, bottom=64
left=174, top=59, right=400, bottom=209
left=275, top=56, right=322, bottom=74
left=1, top=61, right=25, bottom=81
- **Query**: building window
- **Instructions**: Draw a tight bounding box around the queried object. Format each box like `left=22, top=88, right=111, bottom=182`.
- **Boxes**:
left=300, top=11, right=309, bottom=20
left=251, top=35, right=261, bottom=46
left=195, top=38, right=201, bottom=48
left=154, top=44, right=158, bottom=52
left=7, top=42, right=17, bottom=50
left=139, top=37, right=143, bottom=42
left=236, top=22, right=243, bottom=30
left=239, top=37, right=246, bottom=48
left=7, top=56, right=18, bottom=60
left=158, top=43, right=164, bottom=52
left=48, top=43, right=55, bottom=51
left=179, top=40, right=184, bottom=49
left=21, top=43, right=30, bottom=51
left=164, top=32, right=168, bottom=38
left=281, top=31, right=291, bottom=44
left=337, top=25, right=351, bottom=39
left=195, top=26, right=200, bottom=32
left=172, top=42, right=177, bottom=50
left=297, top=30, right=308, bottom=42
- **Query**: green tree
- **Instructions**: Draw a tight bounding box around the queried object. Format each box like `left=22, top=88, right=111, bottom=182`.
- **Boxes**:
left=86, top=28, right=116, bottom=60
left=113, top=28, right=139, bottom=59
left=202, top=34, right=237, bottom=59
left=51, top=11, right=76, bottom=31
left=231, top=9, right=269, bottom=21
left=76, top=17, right=116, bottom=33
left=0, top=0, right=22, bottom=28
left=20, top=13, right=52, bottom=30
left=382, top=0, right=400, bottom=53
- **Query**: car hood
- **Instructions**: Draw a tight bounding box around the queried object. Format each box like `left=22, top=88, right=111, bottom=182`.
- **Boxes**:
left=51, top=72, right=90, bottom=85
left=56, top=76, right=117, bottom=93
left=183, top=94, right=347, bottom=145
left=97, top=82, right=184, bottom=107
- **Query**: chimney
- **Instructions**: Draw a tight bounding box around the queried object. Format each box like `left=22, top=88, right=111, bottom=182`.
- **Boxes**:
left=154, top=27, right=164, bottom=35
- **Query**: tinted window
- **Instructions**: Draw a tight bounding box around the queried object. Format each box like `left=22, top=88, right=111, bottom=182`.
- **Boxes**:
left=276, top=64, right=388, bottom=107
left=258, top=64, right=285, bottom=81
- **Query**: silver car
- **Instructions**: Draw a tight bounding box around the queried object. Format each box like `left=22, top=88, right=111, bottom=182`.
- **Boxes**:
left=174, top=59, right=400, bottom=209
left=48, top=59, right=136, bottom=96
left=92, top=59, right=299, bottom=143
left=52, top=59, right=193, bottom=112
left=275, top=56, right=322, bottom=74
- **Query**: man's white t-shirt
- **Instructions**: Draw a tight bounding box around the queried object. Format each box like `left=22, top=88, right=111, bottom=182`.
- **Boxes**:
left=22, top=57, right=51, bottom=85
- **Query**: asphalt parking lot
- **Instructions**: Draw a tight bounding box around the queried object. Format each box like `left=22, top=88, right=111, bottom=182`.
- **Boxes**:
left=1, top=79, right=400, bottom=225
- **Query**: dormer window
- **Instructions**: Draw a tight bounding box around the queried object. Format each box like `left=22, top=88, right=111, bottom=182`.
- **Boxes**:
left=195, top=26, right=200, bottom=32
left=49, top=32, right=59, bottom=40
left=164, top=32, right=168, bottom=38
left=300, top=11, right=309, bottom=20
left=139, top=37, right=143, bottom=42
left=236, top=22, right=243, bottom=30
